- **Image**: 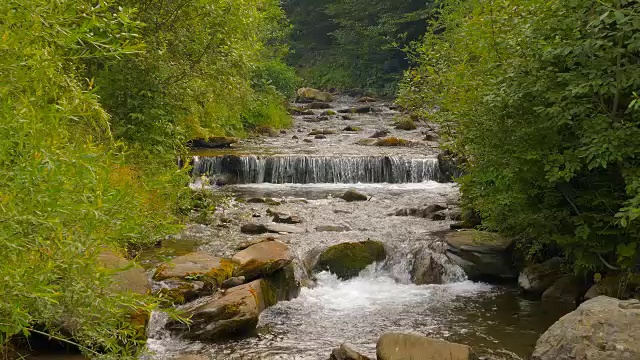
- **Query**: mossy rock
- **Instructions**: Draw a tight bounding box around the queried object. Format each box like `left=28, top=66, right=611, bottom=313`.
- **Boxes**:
left=153, top=252, right=235, bottom=289
left=375, top=137, right=407, bottom=147
left=343, top=125, right=362, bottom=132
left=322, top=109, right=338, bottom=116
left=314, top=240, right=386, bottom=280
left=261, top=264, right=300, bottom=307
left=394, top=118, right=417, bottom=130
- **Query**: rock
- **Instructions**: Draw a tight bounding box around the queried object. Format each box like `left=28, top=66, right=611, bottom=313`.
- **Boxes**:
left=438, top=150, right=465, bottom=182
left=518, top=257, right=564, bottom=295
left=156, top=279, right=207, bottom=304
left=338, top=106, right=372, bottom=114
left=315, top=134, right=327, bottom=139
left=257, top=127, right=280, bottom=137
left=241, top=223, right=269, bottom=235
left=221, top=276, right=246, bottom=289
left=303, top=139, right=313, bottom=143
left=431, top=211, right=447, bottom=221
left=531, top=296, right=640, bottom=360
left=374, top=137, right=407, bottom=147
left=341, top=115, right=353, bottom=120
left=309, top=129, right=337, bottom=136
left=153, top=252, right=235, bottom=288
left=411, top=251, right=447, bottom=285
left=394, top=118, right=417, bottom=130
left=394, top=204, right=446, bottom=218
left=280, top=130, right=287, bottom=134
left=166, top=280, right=266, bottom=340
left=246, top=197, right=281, bottom=205
left=307, top=101, right=332, bottom=109
left=97, top=251, right=151, bottom=296
left=188, top=136, right=237, bottom=149
left=288, top=106, right=314, bottom=116
left=343, top=125, right=362, bottom=132
left=541, top=275, right=584, bottom=305
left=370, top=129, right=390, bottom=138
left=232, top=240, right=293, bottom=281
left=445, top=230, right=516, bottom=281
left=322, top=109, right=338, bottom=116
left=357, top=96, right=378, bottom=103
left=273, top=212, right=302, bottom=224
left=292, top=135, right=299, bottom=139
left=262, top=263, right=300, bottom=304
left=341, top=189, right=368, bottom=202
left=376, top=333, right=478, bottom=360
left=423, top=132, right=439, bottom=141
left=235, top=236, right=276, bottom=251
left=297, top=87, right=334, bottom=102
left=583, top=275, right=632, bottom=300
left=314, top=240, right=386, bottom=280
left=330, top=344, right=371, bottom=360
left=315, top=225, right=351, bottom=232
left=356, top=138, right=377, bottom=146
left=264, top=223, right=305, bottom=234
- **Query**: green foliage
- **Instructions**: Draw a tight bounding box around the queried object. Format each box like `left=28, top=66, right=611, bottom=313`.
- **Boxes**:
left=284, top=0, right=434, bottom=94
left=400, top=0, right=640, bottom=272
left=0, top=0, right=294, bottom=357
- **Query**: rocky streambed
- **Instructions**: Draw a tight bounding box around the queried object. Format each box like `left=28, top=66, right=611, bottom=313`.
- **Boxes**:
left=137, top=91, right=639, bottom=360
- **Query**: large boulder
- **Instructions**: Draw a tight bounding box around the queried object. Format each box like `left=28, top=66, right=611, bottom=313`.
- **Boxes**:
left=166, top=266, right=299, bottom=341
left=445, top=230, right=516, bottom=281
left=330, top=344, right=371, bottom=360
left=97, top=250, right=151, bottom=296
left=297, top=87, right=334, bottom=103
left=411, top=250, right=448, bottom=285
left=532, top=296, right=640, bottom=360
left=341, top=189, right=368, bottom=202
left=153, top=252, right=235, bottom=289
left=376, top=333, right=478, bottom=360
left=518, top=257, right=564, bottom=295
left=313, top=240, right=386, bottom=280
left=232, top=240, right=293, bottom=281
left=541, top=275, right=584, bottom=306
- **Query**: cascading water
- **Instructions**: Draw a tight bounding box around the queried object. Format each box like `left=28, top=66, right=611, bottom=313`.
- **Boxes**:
left=192, top=155, right=441, bottom=184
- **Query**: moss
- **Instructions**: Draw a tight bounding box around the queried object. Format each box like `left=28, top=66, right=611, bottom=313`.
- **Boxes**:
left=374, top=137, right=407, bottom=147
left=314, top=240, right=386, bottom=280
left=394, top=118, right=417, bottom=130
left=205, top=259, right=236, bottom=287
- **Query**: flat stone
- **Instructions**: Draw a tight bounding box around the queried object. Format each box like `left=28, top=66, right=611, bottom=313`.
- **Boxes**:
left=232, top=241, right=293, bottom=281
left=153, top=252, right=234, bottom=288
left=264, top=224, right=305, bottom=234
left=445, top=231, right=516, bottom=280
left=377, top=333, right=478, bottom=360
left=315, top=225, right=351, bottom=232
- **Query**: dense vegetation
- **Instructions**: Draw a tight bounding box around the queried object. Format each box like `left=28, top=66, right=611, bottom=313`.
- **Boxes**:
left=400, top=0, right=640, bottom=275
left=0, top=0, right=294, bottom=357
left=284, top=0, right=434, bottom=94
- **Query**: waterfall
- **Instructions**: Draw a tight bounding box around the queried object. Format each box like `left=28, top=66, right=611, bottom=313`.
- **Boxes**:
left=192, top=155, right=441, bottom=184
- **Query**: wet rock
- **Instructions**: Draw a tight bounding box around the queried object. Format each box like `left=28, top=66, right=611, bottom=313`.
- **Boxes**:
left=157, top=279, right=207, bottom=304
left=314, top=240, right=386, bottom=280
left=305, top=116, right=330, bottom=123
left=288, top=106, right=314, bottom=116
left=262, top=263, right=300, bottom=303
left=315, top=134, right=327, bottom=139
left=370, top=129, right=390, bottom=138
left=166, top=280, right=266, bottom=341
left=394, top=204, right=446, bottom=218
left=431, top=211, right=447, bottom=221
left=394, top=118, right=417, bottom=131
left=377, top=333, right=478, bottom=360
left=356, top=138, right=377, bottom=146
left=411, top=250, right=447, bottom=285
left=246, top=197, right=281, bottom=205
left=309, top=129, right=337, bottom=136
left=357, top=96, right=378, bottom=103
left=235, top=236, right=277, bottom=251
left=445, top=230, right=516, bottom=281
left=292, top=135, right=299, bottom=139
left=315, top=225, right=351, bottom=232
left=98, top=250, right=151, bottom=296
left=330, top=344, right=371, bottom=360
left=343, top=125, right=362, bottom=132
left=297, top=87, right=334, bottom=102
left=541, top=275, right=584, bottom=306
left=252, top=213, right=261, bottom=218
left=241, top=223, right=269, bottom=235
left=273, top=212, right=302, bottom=224
left=188, top=136, right=237, bottom=149
left=423, top=132, right=439, bottom=141
left=153, top=252, right=235, bottom=288
left=341, top=189, right=368, bottom=202
left=341, top=115, right=353, bottom=120
left=322, top=109, right=338, bottom=116
left=518, top=257, right=564, bottom=295
left=232, top=240, right=293, bottom=281
left=221, top=276, right=246, bottom=289
left=374, top=137, right=407, bottom=147
left=338, top=106, right=371, bottom=114
left=438, top=150, right=465, bottom=182
left=303, top=139, right=313, bottom=143
left=264, top=223, right=305, bottom=234
left=307, top=101, right=332, bottom=109
left=280, top=130, right=287, bottom=134
left=531, top=296, right=640, bottom=360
